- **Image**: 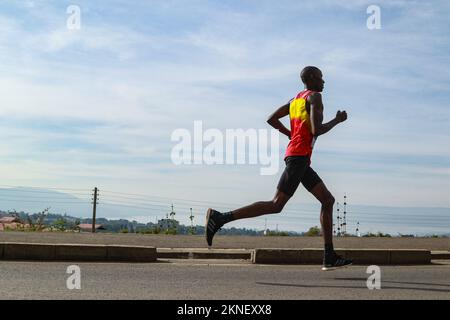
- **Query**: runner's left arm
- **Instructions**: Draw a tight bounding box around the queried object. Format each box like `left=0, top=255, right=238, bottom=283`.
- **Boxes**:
left=309, top=93, right=347, bottom=137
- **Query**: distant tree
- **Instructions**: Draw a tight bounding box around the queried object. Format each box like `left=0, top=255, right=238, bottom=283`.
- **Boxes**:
left=73, top=219, right=81, bottom=232
left=304, top=226, right=321, bottom=237
left=152, top=226, right=161, bottom=234
left=363, top=232, right=392, bottom=238
left=52, top=218, right=67, bottom=232
left=165, top=228, right=177, bottom=235
left=378, top=232, right=391, bottom=237
left=35, top=208, right=50, bottom=231
left=8, top=209, right=21, bottom=221
left=266, top=231, right=290, bottom=237
left=10, top=207, right=50, bottom=232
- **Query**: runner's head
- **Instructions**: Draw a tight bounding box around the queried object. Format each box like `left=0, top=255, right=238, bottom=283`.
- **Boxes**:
left=300, top=66, right=325, bottom=92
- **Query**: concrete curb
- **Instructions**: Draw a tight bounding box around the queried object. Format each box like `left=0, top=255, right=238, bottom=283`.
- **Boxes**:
left=157, top=248, right=251, bottom=260
left=4, top=243, right=56, bottom=261
left=431, top=251, right=450, bottom=260
left=0, top=243, right=435, bottom=264
left=55, top=244, right=106, bottom=261
left=108, top=245, right=156, bottom=262
left=0, top=243, right=156, bottom=262
left=252, top=248, right=432, bottom=265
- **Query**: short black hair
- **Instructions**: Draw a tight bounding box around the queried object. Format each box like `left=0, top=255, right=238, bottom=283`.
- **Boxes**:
left=300, top=66, right=321, bottom=84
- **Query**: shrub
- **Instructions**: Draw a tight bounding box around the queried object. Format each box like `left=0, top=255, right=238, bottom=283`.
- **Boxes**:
left=304, top=226, right=321, bottom=237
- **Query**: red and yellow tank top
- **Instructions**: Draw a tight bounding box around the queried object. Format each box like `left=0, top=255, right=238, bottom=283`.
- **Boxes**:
left=285, top=90, right=317, bottom=160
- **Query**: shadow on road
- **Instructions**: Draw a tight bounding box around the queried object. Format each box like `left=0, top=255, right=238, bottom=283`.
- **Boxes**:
left=256, top=281, right=450, bottom=293
left=335, top=277, right=450, bottom=288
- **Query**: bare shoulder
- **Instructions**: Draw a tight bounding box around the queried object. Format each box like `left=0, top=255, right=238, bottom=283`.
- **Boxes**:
left=308, top=92, right=322, bottom=104
left=307, top=93, right=323, bottom=115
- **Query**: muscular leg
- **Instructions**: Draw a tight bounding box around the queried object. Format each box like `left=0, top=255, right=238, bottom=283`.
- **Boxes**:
left=205, top=190, right=291, bottom=247
left=309, top=182, right=335, bottom=245
left=230, top=190, right=291, bottom=221
left=308, top=181, right=353, bottom=269
left=206, top=157, right=303, bottom=247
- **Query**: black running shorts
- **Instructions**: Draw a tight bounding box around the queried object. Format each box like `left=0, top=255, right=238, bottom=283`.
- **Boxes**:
left=277, top=156, right=323, bottom=197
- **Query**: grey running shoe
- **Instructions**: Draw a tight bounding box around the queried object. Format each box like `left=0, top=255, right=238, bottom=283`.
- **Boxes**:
left=322, top=253, right=353, bottom=271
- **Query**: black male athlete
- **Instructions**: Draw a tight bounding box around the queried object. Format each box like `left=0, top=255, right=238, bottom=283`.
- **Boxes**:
left=206, top=66, right=353, bottom=271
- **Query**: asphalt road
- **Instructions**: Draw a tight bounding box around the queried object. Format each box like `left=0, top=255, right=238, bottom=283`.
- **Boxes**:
left=1, top=260, right=449, bottom=300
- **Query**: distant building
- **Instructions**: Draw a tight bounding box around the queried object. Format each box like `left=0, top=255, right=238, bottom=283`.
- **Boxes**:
left=78, top=224, right=106, bottom=232
left=0, top=216, right=21, bottom=224
left=0, top=216, right=29, bottom=231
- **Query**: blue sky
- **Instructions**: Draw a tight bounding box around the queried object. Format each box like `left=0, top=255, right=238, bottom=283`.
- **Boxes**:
left=0, top=1, right=449, bottom=232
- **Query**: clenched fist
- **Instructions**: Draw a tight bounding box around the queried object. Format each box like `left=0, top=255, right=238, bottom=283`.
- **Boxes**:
left=336, top=110, right=348, bottom=123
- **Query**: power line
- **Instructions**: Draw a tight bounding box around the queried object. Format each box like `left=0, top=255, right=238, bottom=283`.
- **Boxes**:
left=98, top=195, right=237, bottom=213
left=0, top=194, right=90, bottom=200
left=101, top=190, right=248, bottom=208
left=98, top=197, right=231, bottom=212
left=0, top=184, right=90, bottom=192
left=0, top=199, right=89, bottom=204
left=99, top=201, right=172, bottom=212
left=99, top=196, right=184, bottom=207
left=96, top=198, right=450, bottom=223
left=100, top=199, right=328, bottom=219
left=99, top=193, right=327, bottom=215
left=0, top=188, right=89, bottom=196
left=350, top=215, right=450, bottom=222
left=102, top=189, right=331, bottom=215
left=99, top=201, right=169, bottom=211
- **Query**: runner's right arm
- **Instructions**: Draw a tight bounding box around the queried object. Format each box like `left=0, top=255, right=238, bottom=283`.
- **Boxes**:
left=267, top=103, right=291, bottom=139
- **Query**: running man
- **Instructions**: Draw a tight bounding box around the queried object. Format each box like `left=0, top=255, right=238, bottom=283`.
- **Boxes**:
left=205, top=66, right=353, bottom=271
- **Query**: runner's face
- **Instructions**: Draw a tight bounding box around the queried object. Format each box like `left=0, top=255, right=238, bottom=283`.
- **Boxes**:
left=311, top=70, right=325, bottom=92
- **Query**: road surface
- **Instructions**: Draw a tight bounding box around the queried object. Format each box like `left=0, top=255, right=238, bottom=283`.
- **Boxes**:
left=1, top=259, right=449, bottom=300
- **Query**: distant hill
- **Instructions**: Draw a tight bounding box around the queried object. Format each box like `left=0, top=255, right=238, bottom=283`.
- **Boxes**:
left=0, top=187, right=91, bottom=217
left=0, top=186, right=155, bottom=220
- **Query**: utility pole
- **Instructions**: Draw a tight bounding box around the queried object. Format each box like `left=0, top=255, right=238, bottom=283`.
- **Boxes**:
left=167, top=204, right=176, bottom=233
left=91, top=187, right=98, bottom=233
left=336, top=202, right=341, bottom=237
left=343, top=194, right=347, bottom=236
left=170, top=204, right=176, bottom=220
left=189, top=208, right=194, bottom=234
left=189, top=208, right=194, bottom=227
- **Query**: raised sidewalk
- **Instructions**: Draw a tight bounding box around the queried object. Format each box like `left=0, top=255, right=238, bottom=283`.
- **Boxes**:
left=0, top=242, right=446, bottom=264
left=1, top=232, right=448, bottom=264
